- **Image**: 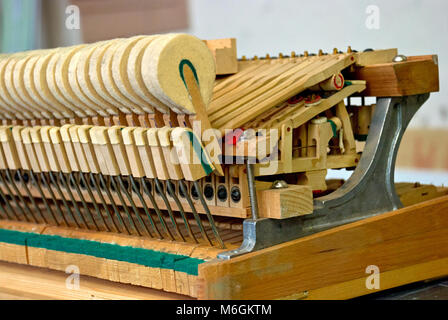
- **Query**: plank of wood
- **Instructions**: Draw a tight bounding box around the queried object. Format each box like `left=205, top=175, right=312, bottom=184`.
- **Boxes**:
left=197, top=195, right=448, bottom=299
left=350, top=55, right=439, bottom=96
left=0, top=261, right=188, bottom=300
left=204, top=38, right=238, bottom=75
left=257, top=184, right=313, bottom=219
left=354, top=48, right=398, bottom=67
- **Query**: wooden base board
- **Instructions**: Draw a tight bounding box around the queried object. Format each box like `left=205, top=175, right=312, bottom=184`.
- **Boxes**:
left=0, top=261, right=188, bottom=300
left=0, top=220, right=232, bottom=298
left=197, top=195, right=448, bottom=299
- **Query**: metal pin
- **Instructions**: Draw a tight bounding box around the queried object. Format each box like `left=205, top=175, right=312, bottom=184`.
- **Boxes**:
left=97, top=173, right=130, bottom=234
left=78, top=172, right=110, bottom=232
left=44, top=172, right=80, bottom=228
left=179, top=180, right=212, bottom=245
left=0, top=170, right=26, bottom=221
left=154, top=178, right=185, bottom=241
left=67, top=172, right=100, bottom=231
left=166, top=180, right=197, bottom=243
left=141, top=177, right=174, bottom=240
left=193, top=180, right=225, bottom=248
left=129, top=175, right=162, bottom=238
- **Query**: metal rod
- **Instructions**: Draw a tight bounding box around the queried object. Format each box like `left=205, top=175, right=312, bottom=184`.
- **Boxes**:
left=193, top=180, right=225, bottom=248
left=21, top=170, right=58, bottom=225
left=91, top=172, right=123, bottom=233
left=179, top=180, right=212, bottom=246
left=129, top=175, right=162, bottom=238
left=167, top=180, right=197, bottom=243
left=67, top=172, right=100, bottom=231
left=32, top=171, right=68, bottom=227
left=14, top=169, right=49, bottom=224
left=54, top=171, right=89, bottom=229
left=109, top=175, right=141, bottom=236
left=0, top=170, right=25, bottom=221
left=44, top=172, right=80, bottom=228
left=246, top=162, right=259, bottom=220
left=97, top=173, right=130, bottom=234
left=78, top=172, right=110, bottom=232
left=5, top=169, right=40, bottom=224
left=141, top=177, right=174, bottom=240
left=154, top=178, right=185, bottom=241
left=115, top=175, right=149, bottom=237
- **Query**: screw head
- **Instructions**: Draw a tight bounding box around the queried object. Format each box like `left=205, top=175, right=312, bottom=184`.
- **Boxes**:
left=393, top=54, right=407, bottom=62
left=271, top=180, right=288, bottom=189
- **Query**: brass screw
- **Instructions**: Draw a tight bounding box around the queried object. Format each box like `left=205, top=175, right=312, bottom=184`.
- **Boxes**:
left=347, top=46, right=352, bottom=53
left=318, top=49, right=323, bottom=56
left=291, top=51, right=296, bottom=58
left=304, top=50, right=309, bottom=57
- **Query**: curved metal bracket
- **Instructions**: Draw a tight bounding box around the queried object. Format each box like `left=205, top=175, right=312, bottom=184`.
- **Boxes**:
left=219, top=94, right=430, bottom=259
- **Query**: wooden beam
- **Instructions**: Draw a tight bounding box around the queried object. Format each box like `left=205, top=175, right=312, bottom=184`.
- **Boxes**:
left=204, top=38, right=238, bottom=75
left=350, top=55, right=439, bottom=96
left=197, top=195, right=448, bottom=299
left=0, top=261, right=189, bottom=300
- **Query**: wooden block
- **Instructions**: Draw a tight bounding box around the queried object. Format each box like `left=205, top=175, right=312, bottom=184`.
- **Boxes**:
left=354, top=48, right=398, bottom=67
left=350, top=55, right=439, bottom=96
left=257, top=184, right=313, bottom=219
left=204, top=38, right=238, bottom=75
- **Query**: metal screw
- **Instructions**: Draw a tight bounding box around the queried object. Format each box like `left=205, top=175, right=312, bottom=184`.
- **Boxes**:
left=271, top=180, right=288, bottom=189
left=393, top=54, right=407, bottom=62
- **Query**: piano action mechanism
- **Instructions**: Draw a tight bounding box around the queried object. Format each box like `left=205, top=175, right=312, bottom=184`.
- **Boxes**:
left=0, top=34, right=446, bottom=299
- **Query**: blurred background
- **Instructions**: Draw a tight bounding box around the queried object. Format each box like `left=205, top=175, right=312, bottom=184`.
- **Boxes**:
left=0, top=0, right=446, bottom=185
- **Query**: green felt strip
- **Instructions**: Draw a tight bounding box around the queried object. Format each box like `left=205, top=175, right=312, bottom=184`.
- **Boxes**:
left=0, top=228, right=205, bottom=275
left=179, top=59, right=199, bottom=89
left=186, top=130, right=214, bottom=176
